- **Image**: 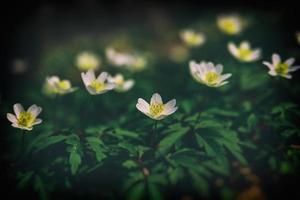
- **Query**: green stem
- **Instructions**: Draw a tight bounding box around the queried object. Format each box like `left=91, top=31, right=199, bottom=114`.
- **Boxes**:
left=151, top=120, right=158, bottom=148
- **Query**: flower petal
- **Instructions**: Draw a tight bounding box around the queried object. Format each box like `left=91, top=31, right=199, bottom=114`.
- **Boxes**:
left=33, top=118, right=42, bottom=125
left=7, top=113, right=17, bottom=123
left=13, top=103, right=24, bottom=117
left=97, top=72, right=108, bottom=82
left=136, top=98, right=150, bottom=113
left=285, top=58, right=295, bottom=66
left=288, top=66, right=300, bottom=72
left=150, top=93, right=163, bottom=105
left=27, top=104, right=42, bottom=118
left=219, top=73, right=232, bottom=83
left=263, top=61, right=274, bottom=71
left=215, top=64, right=223, bottom=74
left=272, top=54, right=281, bottom=65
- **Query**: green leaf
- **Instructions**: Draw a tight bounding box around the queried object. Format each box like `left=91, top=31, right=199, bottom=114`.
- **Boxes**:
left=123, top=160, right=139, bottom=169
left=247, top=114, right=257, bottom=130
left=17, top=171, right=34, bottom=189
left=34, top=175, right=48, bottom=200
left=195, top=133, right=216, bottom=156
left=115, top=128, right=139, bottom=139
left=148, top=183, right=163, bottom=200
left=86, top=137, right=106, bottom=162
left=126, top=182, right=145, bottom=200
left=189, top=170, right=209, bottom=197
left=34, top=135, right=68, bottom=153
left=69, top=146, right=82, bottom=175
left=157, top=127, right=189, bottom=155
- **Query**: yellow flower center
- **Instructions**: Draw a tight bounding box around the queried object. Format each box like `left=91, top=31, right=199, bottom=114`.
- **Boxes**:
left=57, top=80, right=71, bottom=91
left=89, top=80, right=105, bottom=92
left=18, top=111, right=35, bottom=128
left=275, top=63, right=289, bottom=75
left=219, top=19, right=239, bottom=34
left=115, top=76, right=124, bottom=85
left=238, top=48, right=252, bottom=60
left=204, top=72, right=219, bottom=86
left=185, top=33, right=202, bottom=46
left=149, top=103, right=164, bottom=117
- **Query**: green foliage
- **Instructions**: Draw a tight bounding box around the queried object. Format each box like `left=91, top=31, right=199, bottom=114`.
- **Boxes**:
left=4, top=10, right=300, bottom=200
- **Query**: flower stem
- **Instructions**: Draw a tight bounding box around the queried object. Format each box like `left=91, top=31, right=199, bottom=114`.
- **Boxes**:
left=151, top=120, right=158, bottom=148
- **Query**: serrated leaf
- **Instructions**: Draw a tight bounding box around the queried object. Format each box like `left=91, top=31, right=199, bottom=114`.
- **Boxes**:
left=34, top=135, right=68, bottom=153
left=69, top=147, right=81, bottom=175
left=157, top=127, right=189, bottom=155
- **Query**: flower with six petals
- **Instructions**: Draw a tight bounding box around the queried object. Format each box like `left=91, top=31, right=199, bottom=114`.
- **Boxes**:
left=263, top=54, right=300, bottom=79
left=136, top=93, right=178, bottom=120
left=7, top=103, right=42, bottom=131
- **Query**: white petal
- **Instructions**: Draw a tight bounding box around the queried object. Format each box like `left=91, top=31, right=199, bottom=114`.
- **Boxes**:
left=81, top=70, right=95, bottom=86
left=240, top=41, right=250, bottom=49
left=13, top=103, right=24, bottom=117
left=251, top=49, right=261, bottom=60
left=164, top=99, right=176, bottom=110
left=86, top=86, right=97, bottom=95
left=97, top=72, right=108, bottom=82
left=123, top=80, right=134, bottom=90
left=33, top=118, right=42, bottom=125
left=105, top=83, right=115, bottom=90
left=282, top=74, right=292, bottom=79
left=136, top=98, right=150, bottom=113
left=219, top=73, right=232, bottom=83
left=215, top=64, right=223, bottom=74
left=27, top=104, right=42, bottom=118
left=150, top=93, right=163, bottom=105
left=289, top=66, right=300, bottom=72
left=163, top=106, right=178, bottom=116
left=263, top=61, right=274, bottom=71
left=7, top=113, right=17, bottom=123
left=228, top=43, right=238, bottom=56
left=285, top=58, right=295, bottom=66
left=268, top=70, right=277, bottom=76
left=272, top=54, right=281, bottom=65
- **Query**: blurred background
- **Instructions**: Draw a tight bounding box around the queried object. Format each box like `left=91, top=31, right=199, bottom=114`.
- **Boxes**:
left=1, top=0, right=300, bottom=199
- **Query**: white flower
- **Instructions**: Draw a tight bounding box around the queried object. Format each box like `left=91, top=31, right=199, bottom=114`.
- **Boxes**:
left=136, top=93, right=178, bottom=120
left=108, top=74, right=134, bottom=92
left=180, top=29, right=206, bottom=47
left=263, top=54, right=300, bottom=79
left=43, top=76, right=76, bottom=96
left=105, top=47, right=147, bottom=71
left=81, top=69, right=115, bottom=95
left=189, top=61, right=232, bottom=87
left=76, top=52, right=100, bottom=71
left=7, top=103, right=42, bottom=131
left=217, top=15, right=243, bottom=35
left=228, top=41, right=261, bottom=62
left=296, top=32, right=300, bottom=45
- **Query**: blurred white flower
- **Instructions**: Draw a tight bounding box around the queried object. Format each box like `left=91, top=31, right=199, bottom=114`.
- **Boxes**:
left=44, top=76, right=76, bottom=96
left=296, top=32, right=300, bottom=45
left=76, top=51, right=100, bottom=71
left=81, top=69, right=115, bottom=95
left=217, top=15, right=243, bottom=35
left=180, top=29, right=205, bottom=47
left=105, top=47, right=147, bottom=71
left=189, top=61, right=232, bottom=87
left=136, top=93, right=178, bottom=120
left=108, top=74, right=134, bottom=92
left=263, top=54, right=300, bottom=79
left=7, top=103, right=42, bottom=131
left=228, top=41, right=261, bottom=62
left=11, top=59, right=27, bottom=74
left=169, top=44, right=189, bottom=63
